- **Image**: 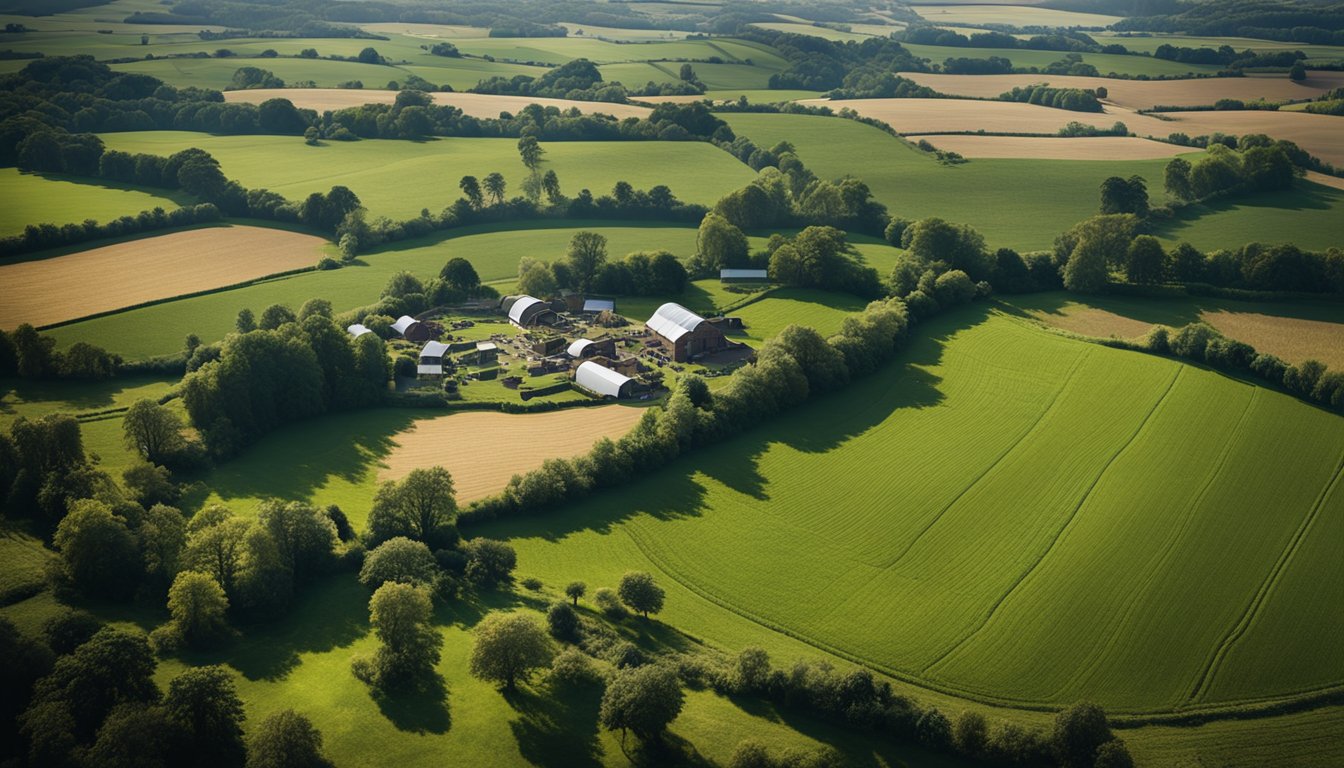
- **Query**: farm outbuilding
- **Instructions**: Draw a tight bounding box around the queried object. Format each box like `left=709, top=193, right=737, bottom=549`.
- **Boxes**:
left=469, top=341, right=499, bottom=364
left=574, top=361, right=634, bottom=399
left=646, top=302, right=729, bottom=362
left=583, top=299, right=615, bottom=313
left=392, top=315, right=433, bottom=342
left=567, top=338, right=617, bottom=359
left=502, top=295, right=558, bottom=328
left=720, top=268, right=769, bottom=282
left=418, top=340, right=449, bottom=377
left=347, top=324, right=373, bottom=338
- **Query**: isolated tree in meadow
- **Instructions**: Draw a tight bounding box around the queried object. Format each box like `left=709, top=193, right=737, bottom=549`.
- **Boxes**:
left=565, top=231, right=608, bottom=293
left=564, top=581, right=586, bottom=605
left=164, top=665, right=246, bottom=767
left=367, top=466, right=457, bottom=548
left=439, top=257, right=480, bottom=292
left=1052, top=701, right=1112, bottom=768
left=463, top=538, right=517, bottom=587
left=245, top=710, right=332, bottom=768
left=483, top=172, right=507, bottom=205
left=1125, top=235, right=1166, bottom=284
left=1164, top=156, right=1193, bottom=201
left=546, top=601, right=580, bottom=642
left=122, top=399, right=185, bottom=465
left=469, top=612, right=552, bottom=690
left=459, top=175, right=483, bottom=209
left=618, top=571, right=665, bottom=618
left=542, top=169, right=562, bottom=204
left=517, top=135, right=545, bottom=172
left=599, top=664, right=684, bottom=742
left=363, top=582, right=442, bottom=690
left=679, top=63, right=697, bottom=82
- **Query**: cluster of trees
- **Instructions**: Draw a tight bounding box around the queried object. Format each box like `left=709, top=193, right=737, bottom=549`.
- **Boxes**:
left=3, top=622, right=333, bottom=768
left=734, top=28, right=930, bottom=91
left=825, top=72, right=939, bottom=100
left=1055, top=214, right=1344, bottom=296
left=943, top=56, right=1014, bottom=75
left=708, top=645, right=1132, bottom=768
left=709, top=151, right=890, bottom=238
left=181, top=304, right=390, bottom=456
left=514, top=231, right=689, bottom=299
left=999, top=85, right=1104, bottom=113
left=1113, top=0, right=1344, bottom=46
left=763, top=226, right=885, bottom=297
left=0, top=325, right=121, bottom=381
left=884, top=218, right=1016, bottom=312
left=901, top=26, right=1109, bottom=54
left=1152, top=43, right=1307, bottom=70
left=0, top=202, right=223, bottom=258
left=463, top=277, right=971, bottom=523
left=472, top=58, right=628, bottom=102
left=1163, top=139, right=1301, bottom=203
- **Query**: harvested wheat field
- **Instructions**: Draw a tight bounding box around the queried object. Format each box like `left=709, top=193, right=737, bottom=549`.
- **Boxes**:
left=805, top=97, right=1173, bottom=135
left=903, top=72, right=1344, bottom=110
left=223, top=88, right=652, bottom=119
left=378, top=405, right=647, bottom=503
left=914, top=134, right=1196, bottom=159
left=1149, top=109, right=1344, bottom=166
left=0, top=225, right=326, bottom=329
left=1306, top=171, right=1344, bottom=191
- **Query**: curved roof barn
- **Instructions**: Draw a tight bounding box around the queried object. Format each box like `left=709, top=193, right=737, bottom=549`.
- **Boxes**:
left=646, top=302, right=705, bottom=342
left=575, top=361, right=633, bottom=398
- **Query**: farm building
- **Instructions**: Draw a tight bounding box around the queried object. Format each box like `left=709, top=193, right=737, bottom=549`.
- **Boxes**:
left=720, top=268, right=769, bottom=282
left=347, top=323, right=373, bottom=338
left=583, top=298, right=615, bottom=313
left=646, top=302, right=728, bottom=362
left=392, top=315, right=433, bottom=342
left=574, top=361, right=634, bottom=399
left=567, top=338, right=617, bottom=359
left=502, top=295, right=558, bottom=328
left=467, top=341, right=499, bottom=364
left=418, top=340, right=449, bottom=377
left=532, top=337, right=568, bottom=356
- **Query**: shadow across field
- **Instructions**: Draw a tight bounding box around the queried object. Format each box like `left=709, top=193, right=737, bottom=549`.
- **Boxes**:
left=506, top=681, right=605, bottom=768
left=1002, top=290, right=1344, bottom=329
left=369, top=673, right=452, bottom=734
left=478, top=304, right=980, bottom=543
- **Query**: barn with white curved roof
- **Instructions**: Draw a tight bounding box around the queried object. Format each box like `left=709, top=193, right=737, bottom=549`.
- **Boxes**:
left=501, top=295, right=558, bottom=327
left=646, top=302, right=728, bottom=362
left=575, top=361, right=634, bottom=399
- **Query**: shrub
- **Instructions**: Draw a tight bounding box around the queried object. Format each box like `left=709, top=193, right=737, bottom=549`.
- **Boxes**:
left=550, top=647, right=599, bottom=687
left=594, top=587, right=627, bottom=619
left=547, top=600, right=580, bottom=641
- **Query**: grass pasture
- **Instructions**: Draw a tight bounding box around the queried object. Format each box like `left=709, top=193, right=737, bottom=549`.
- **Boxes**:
left=378, top=406, right=650, bottom=504
left=0, top=225, right=328, bottom=329
left=910, top=4, right=1123, bottom=28
left=98, top=131, right=756, bottom=220
left=914, top=135, right=1194, bottom=160
left=0, top=168, right=190, bottom=237
left=900, top=42, right=1224, bottom=77
left=221, top=89, right=652, bottom=119
left=46, top=221, right=702, bottom=360
left=483, top=308, right=1344, bottom=715
left=729, top=288, right=869, bottom=343
left=1004, top=291, right=1344, bottom=368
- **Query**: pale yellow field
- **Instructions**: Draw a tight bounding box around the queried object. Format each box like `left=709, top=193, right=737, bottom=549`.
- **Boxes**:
left=378, top=405, right=648, bottom=503
left=911, top=3, right=1122, bottom=27
left=1149, top=109, right=1344, bottom=166
left=915, top=134, right=1196, bottom=159
left=222, top=89, right=653, bottom=119
left=903, top=72, right=1344, bottom=110
left=1305, top=171, right=1344, bottom=191
left=0, top=225, right=326, bottom=329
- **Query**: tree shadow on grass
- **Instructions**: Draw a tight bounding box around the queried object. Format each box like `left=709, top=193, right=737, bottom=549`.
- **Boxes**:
left=620, top=731, right=715, bottom=768
left=998, top=289, right=1344, bottom=331
left=190, top=408, right=420, bottom=511
left=178, top=576, right=369, bottom=681
left=0, top=374, right=172, bottom=417
left=370, top=673, right=452, bottom=734
left=477, top=304, right=973, bottom=543
left=504, top=681, right=605, bottom=768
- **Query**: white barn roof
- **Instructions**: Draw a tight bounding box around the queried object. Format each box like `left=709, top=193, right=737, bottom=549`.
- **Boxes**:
left=583, top=299, right=615, bottom=313
left=720, top=268, right=768, bottom=280
left=476, top=341, right=498, bottom=352
left=508, top=296, right=546, bottom=325
left=347, top=324, right=372, bottom=338
left=417, top=363, right=443, bottom=375
left=575, top=361, right=631, bottom=398
left=646, top=302, right=705, bottom=343
left=419, top=341, right=449, bottom=359
left=567, top=339, right=594, bottom=357
left=391, top=315, right=419, bottom=335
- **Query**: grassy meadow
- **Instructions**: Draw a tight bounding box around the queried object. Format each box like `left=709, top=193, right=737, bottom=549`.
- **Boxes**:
left=900, top=42, right=1225, bottom=76
left=480, top=307, right=1344, bottom=715
left=98, top=131, right=757, bottom=218
left=0, top=168, right=191, bottom=237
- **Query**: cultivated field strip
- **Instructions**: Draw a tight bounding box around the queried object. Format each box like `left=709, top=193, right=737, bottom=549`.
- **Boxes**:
left=499, top=311, right=1344, bottom=712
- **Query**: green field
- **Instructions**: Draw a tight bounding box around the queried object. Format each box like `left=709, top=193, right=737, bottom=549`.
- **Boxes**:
left=480, top=307, right=1344, bottom=714
left=901, top=43, right=1226, bottom=76
left=98, top=132, right=757, bottom=220
left=1091, top=32, right=1344, bottom=61
left=46, top=221, right=703, bottom=359
left=722, top=112, right=1344, bottom=252
left=0, top=168, right=191, bottom=237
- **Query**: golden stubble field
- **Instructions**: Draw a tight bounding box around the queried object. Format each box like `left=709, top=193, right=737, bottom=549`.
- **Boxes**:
left=378, top=405, right=648, bottom=502
left=223, top=88, right=653, bottom=119
left=0, top=225, right=326, bottom=329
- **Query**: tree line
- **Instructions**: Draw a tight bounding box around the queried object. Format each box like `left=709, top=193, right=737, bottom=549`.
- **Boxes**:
left=515, top=231, right=689, bottom=299
left=999, top=85, right=1104, bottom=113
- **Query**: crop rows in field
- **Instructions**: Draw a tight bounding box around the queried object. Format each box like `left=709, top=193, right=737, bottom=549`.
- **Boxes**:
left=489, top=310, right=1344, bottom=713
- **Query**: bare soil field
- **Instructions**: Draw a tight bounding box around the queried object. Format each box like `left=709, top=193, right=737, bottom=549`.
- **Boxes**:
left=378, top=405, right=647, bottom=502
left=903, top=72, right=1344, bottom=110
left=223, top=89, right=653, bottom=119
left=0, top=225, right=326, bottom=329
left=915, top=134, right=1195, bottom=159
